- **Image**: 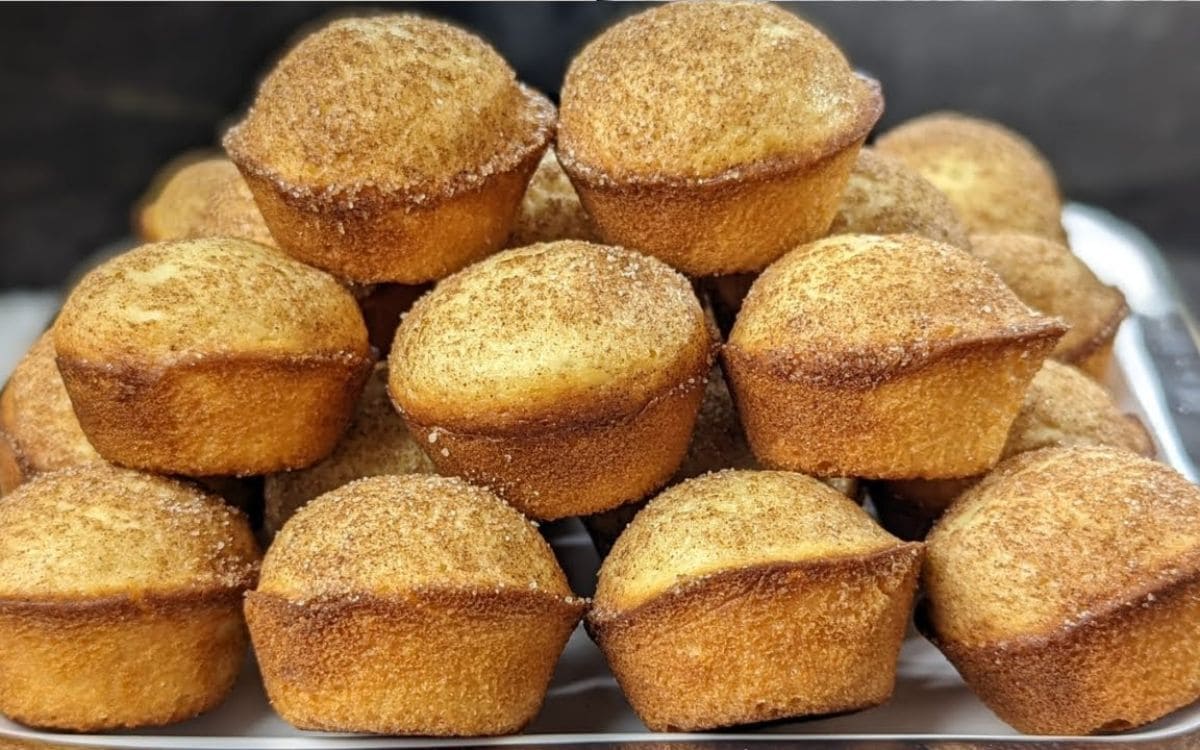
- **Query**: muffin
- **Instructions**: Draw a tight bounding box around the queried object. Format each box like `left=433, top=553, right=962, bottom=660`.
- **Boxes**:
left=507, top=149, right=597, bottom=247
left=247, top=475, right=585, bottom=735
left=0, top=332, right=260, bottom=512
left=263, top=363, right=434, bottom=538
left=54, top=238, right=372, bottom=476
left=389, top=241, right=716, bottom=520
left=590, top=470, right=922, bottom=731
left=558, top=2, right=882, bottom=276
left=829, top=147, right=971, bottom=250
left=354, top=283, right=430, bottom=355
left=876, top=112, right=1066, bottom=240
left=0, top=466, right=259, bottom=730
left=971, top=232, right=1128, bottom=378
left=725, top=233, right=1066, bottom=479
left=922, top=446, right=1200, bottom=734
left=135, top=153, right=276, bottom=246
left=224, top=15, right=554, bottom=284
left=706, top=146, right=973, bottom=329
left=872, top=360, right=1155, bottom=540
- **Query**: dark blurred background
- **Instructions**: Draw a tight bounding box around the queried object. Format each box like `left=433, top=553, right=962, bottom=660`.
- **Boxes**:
left=1, top=3, right=1198, bottom=305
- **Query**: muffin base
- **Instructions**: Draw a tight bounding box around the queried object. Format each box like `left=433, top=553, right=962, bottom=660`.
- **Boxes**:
left=246, top=589, right=584, bottom=736
left=589, top=546, right=922, bottom=732
left=398, top=375, right=707, bottom=521
left=920, top=563, right=1200, bottom=735
left=0, top=593, right=246, bottom=731
left=564, top=143, right=864, bottom=278
left=57, top=351, right=371, bottom=477
left=724, top=334, right=1060, bottom=479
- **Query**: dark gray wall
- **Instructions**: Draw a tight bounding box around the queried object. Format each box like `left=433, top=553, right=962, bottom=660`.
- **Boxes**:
left=2, top=3, right=1197, bottom=300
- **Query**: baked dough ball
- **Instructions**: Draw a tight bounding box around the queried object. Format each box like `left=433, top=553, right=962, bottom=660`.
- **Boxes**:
left=923, top=446, right=1200, bottom=734
left=590, top=470, right=922, bottom=731
left=873, top=360, right=1154, bottom=540
left=876, top=112, right=1066, bottom=240
left=135, top=154, right=275, bottom=246
left=247, top=475, right=585, bottom=735
left=389, top=241, right=716, bottom=520
left=54, top=238, right=371, bottom=476
left=507, top=149, right=597, bottom=247
left=558, top=2, right=882, bottom=276
left=829, top=147, right=971, bottom=250
left=224, top=15, right=553, bottom=284
left=263, top=363, right=434, bottom=538
left=971, top=232, right=1128, bottom=378
left=724, top=234, right=1066, bottom=479
left=0, top=466, right=259, bottom=730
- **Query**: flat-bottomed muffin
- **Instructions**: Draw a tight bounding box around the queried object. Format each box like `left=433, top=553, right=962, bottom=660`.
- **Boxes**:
left=135, top=154, right=276, bottom=246
left=590, top=470, right=922, bottom=731
left=724, top=233, right=1066, bottom=479
left=971, top=232, right=1128, bottom=378
left=246, top=475, right=585, bottom=735
left=923, top=447, right=1200, bottom=735
left=507, top=149, right=597, bottom=247
left=224, top=15, right=554, bottom=284
left=558, top=2, right=882, bottom=276
left=263, top=363, right=434, bottom=538
left=876, top=112, right=1066, bottom=240
left=54, top=238, right=371, bottom=476
left=389, top=240, right=716, bottom=520
left=872, top=360, right=1154, bottom=540
left=0, top=466, right=259, bottom=730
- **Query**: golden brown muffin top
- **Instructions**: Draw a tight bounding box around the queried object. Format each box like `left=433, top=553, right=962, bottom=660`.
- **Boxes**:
left=0, top=466, right=259, bottom=600
left=1003, top=360, right=1153, bottom=459
left=875, top=112, right=1064, bottom=239
left=596, top=470, right=906, bottom=613
left=137, top=155, right=276, bottom=247
left=0, top=332, right=102, bottom=474
left=54, top=238, right=368, bottom=364
left=729, top=234, right=1066, bottom=384
left=224, top=14, right=553, bottom=201
left=390, top=241, right=713, bottom=429
left=558, top=2, right=881, bottom=181
left=829, top=148, right=971, bottom=250
left=259, top=474, right=575, bottom=602
left=264, top=363, right=434, bottom=535
left=971, top=232, right=1128, bottom=363
left=506, top=150, right=596, bottom=248
left=926, top=446, right=1200, bottom=644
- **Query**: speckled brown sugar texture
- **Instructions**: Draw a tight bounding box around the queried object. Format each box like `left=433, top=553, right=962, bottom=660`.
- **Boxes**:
left=724, top=233, right=1067, bottom=479
left=0, top=466, right=259, bottom=731
left=922, top=447, right=1200, bottom=735
left=53, top=238, right=372, bottom=476
left=389, top=240, right=717, bottom=520
left=506, top=149, right=598, bottom=247
left=247, top=475, right=585, bottom=735
left=876, top=111, right=1067, bottom=241
left=557, top=2, right=882, bottom=276
left=871, top=360, right=1154, bottom=540
left=970, top=232, right=1128, bottom=378
left=135, top=154, right=277, bottom=247
left=223, top=15, right=555, bottom=284
left=589, top=470, right=921, bottom=731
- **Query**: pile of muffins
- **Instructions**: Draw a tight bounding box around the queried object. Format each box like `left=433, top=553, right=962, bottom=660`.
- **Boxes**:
left=2, top=2, right=1198, bottom=739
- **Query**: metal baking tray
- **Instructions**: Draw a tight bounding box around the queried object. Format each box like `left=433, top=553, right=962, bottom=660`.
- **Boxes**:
left=1, top=203, right=1198, bottom=749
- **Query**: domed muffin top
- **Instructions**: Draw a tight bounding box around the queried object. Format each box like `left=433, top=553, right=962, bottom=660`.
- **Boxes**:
left=138, top=156, right=275, bottom=246
left=559, top=2, right=881, bottom=181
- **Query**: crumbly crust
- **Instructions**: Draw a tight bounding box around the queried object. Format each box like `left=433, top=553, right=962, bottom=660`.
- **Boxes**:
left=876, top=112, right=1065, bottom=240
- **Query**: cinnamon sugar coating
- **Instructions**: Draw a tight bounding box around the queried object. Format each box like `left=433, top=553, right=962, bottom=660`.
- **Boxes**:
left=507, top=150, right=596, bottom=247
left=136, top=155, right=275, bottom=247
left=876, top=112, right=1065, bottom=240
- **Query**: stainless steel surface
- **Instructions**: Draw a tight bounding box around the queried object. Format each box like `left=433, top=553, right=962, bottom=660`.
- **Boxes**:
left=1, top=203, right=1197, bottom=748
